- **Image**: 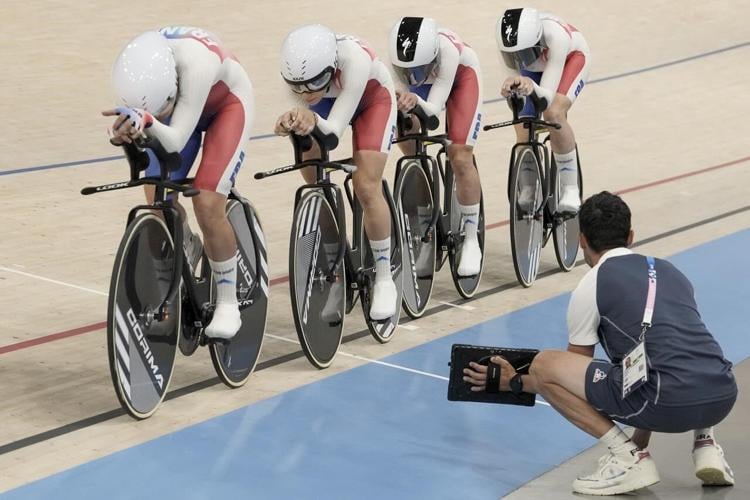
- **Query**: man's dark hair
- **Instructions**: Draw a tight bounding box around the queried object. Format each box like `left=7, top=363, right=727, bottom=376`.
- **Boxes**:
left=579, top=191, right=631, bottom=253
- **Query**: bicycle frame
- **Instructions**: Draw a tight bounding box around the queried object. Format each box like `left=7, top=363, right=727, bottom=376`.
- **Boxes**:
left=393, top=110, right=451, bottom=247
left=81, top=137, right=265, bottom=331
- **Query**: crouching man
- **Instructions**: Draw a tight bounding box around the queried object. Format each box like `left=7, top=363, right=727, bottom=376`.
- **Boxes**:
left=463, top=191, right=737, bottom=496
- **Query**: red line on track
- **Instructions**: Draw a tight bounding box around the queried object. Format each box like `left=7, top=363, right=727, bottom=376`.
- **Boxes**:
left=2, top=155, right=749, bottom=355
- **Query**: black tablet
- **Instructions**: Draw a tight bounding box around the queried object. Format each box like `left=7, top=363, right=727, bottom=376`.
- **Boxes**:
left=447, top=344, right=539, bottom=406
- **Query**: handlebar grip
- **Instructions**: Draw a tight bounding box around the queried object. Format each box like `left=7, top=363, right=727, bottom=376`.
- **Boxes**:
left=311, top=127, right=339, bottom=151
left=411, top=105, right=440, bottom=131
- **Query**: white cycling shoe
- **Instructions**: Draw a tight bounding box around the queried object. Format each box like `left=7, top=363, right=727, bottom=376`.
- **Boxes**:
left=457, top=238, right=482, bottom=277
left=369, top=279, right=398, bottom=321
left=693, top=440, right=735, bottom=486
left=557, top=186, right=581, bottom=214
left=204, top=303, right=241, bottom=340
left=572, top=449, right=660, bottom=496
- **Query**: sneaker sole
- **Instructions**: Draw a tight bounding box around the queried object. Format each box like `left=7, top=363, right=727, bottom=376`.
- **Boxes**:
left=696, top=467, right=734, bottom=486
left=573, top=473, right=660, bottom=496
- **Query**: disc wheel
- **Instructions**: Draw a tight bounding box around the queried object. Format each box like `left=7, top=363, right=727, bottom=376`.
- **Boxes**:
left=446, top=160, right=485, bottom=299
left=209, top=197, right=269, bottom=387
left=289, top=190, right=345, bottom=369
left=552, top=145, right=584, bottom=271
left=360, top=181, right=404, bottom=343
left=510, top=147, right=544, bottom=288
left=394, top=160, right=435, bottom=319
left=107, top=213, right=179, bottom=419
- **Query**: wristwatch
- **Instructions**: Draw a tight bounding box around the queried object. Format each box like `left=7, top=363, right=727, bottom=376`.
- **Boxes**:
left=509, top=373, right=524, bottom=395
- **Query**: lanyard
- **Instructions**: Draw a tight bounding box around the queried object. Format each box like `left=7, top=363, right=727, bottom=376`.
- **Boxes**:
left=640, top=256, right=657, bottom=339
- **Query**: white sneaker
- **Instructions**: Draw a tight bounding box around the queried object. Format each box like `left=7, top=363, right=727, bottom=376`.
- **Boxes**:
left=457, top=238, right=481, bottom=277
left=183, top=231, right=203, bottom=271
left=370, top=279, right=398, bottom=321
left=320, top=279, right=344, bottom=323
left=204, top=303, right=241, bottom=340
left=693, top=440, right=735, bottom=486
left=557, top=186, right=581, bottom=214
left=572, top=449, right=660, bottom=496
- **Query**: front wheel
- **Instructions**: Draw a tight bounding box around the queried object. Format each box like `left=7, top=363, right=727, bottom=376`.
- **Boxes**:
left=289, top=189, right=345, bottom=369
left=359, top=180, right=404, bottom=343
left=107, top=213, right=179, bottom=420
left=209, top=195, right=269, bottom=387
left=509, top=147, right=544, bottom=288
left=394, top=159, right=435, bottom=319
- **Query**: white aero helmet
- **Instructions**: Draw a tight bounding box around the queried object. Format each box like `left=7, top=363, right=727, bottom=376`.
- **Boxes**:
left=389, top=17, right=440, bottom=86
left=496, top=8, right=544, bottom=69
left=112, top=31, right=177, bottom=115
left=280, top=24, right=338, bottom=93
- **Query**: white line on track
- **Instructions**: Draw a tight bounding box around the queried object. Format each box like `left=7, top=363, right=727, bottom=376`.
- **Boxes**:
left=266, top=333, right=552, bottom=407
left=0, top=266, right=107, bottom=297
left=3, top=268, right=552, bottom=408
left=437, top=300, right=476, bottom=311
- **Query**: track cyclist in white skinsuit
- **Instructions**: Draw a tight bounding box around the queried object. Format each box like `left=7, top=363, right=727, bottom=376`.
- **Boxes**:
left=496, top=8, right=590, bottom=214
left=274, top=24, right=399, bottom=321
left=103, top=27, right=255, bottom=340
left=388, top=17, right=484, bottom=277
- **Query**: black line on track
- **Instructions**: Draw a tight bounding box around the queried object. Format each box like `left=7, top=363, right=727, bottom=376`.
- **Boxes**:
left=1, top=204, right=748, bottom=456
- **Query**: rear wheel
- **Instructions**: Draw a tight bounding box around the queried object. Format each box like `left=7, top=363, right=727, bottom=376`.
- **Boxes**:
left=360, top=181, right=404, bottom=343
left=552, top=145, right=583, bottom=271
left=107, top=213, right=179, bottom=419
left=394, top=160, right=435, bottom=319
left=447, top=160, right=485, bottom=299
left=289, top=190, right=345, bottom=369
left=209, top=196, right=268, bottom=387
left=510, top=147, right=544, bottom=287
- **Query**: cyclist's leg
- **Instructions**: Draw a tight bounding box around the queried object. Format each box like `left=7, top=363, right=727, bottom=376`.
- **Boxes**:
left=445, top=64, right=483, bottom=276
left=193, top=83, right=254, bottom=339
left=544, top=51, right=590, bottom=213
left=351, top=82, right=398, bottom=320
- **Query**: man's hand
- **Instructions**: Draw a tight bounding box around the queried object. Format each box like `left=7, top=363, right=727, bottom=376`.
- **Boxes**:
left=501, top=76, right=535, bottom=98
left=102, top=107, right=153, bottom=144
left=395, top=90, right=419, bottom=113
left=463, top=356, right=518, bottom=392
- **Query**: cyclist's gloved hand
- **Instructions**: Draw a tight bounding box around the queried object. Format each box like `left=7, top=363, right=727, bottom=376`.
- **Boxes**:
left=288, top=107, right=317, bottom=136
left=395, top=90, right=418, bottom=113
left=102, top=107, right=154, bottom=144
left=501, top=76, right=534, bottom=98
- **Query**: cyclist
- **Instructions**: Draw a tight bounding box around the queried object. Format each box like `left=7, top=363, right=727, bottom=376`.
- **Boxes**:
left=496, top=8, right=590, bottom=214
left=274, top=24, right=398, bottom=321
left=103, top=27, right=254, bottom=340
left=388, top=17, right=483, bottom=277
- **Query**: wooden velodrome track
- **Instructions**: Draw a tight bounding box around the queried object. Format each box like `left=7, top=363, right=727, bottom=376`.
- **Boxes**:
left=1, top=1, right=749, bottom=496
